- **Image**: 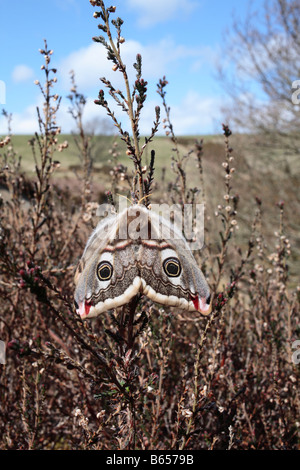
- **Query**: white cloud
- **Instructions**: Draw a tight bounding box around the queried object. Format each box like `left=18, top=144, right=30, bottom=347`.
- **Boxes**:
left=127, top=0, right=198, bottom=27
left=58, top=98, right=112, bottom=133
left=57, top=39, right=221, bottom=134
left=160, top=91, right=221, bottom=135
left=94, top=92, right=221, bottom=136
left=5, top=38, right=220, bottom=136
left=1, top=88, right=221, bottom=136
left=59, top=41, right=117, bottom=91
left=0, top=95, right=110, bottom=135
left=0, top=104, right=38, bottom=134
left=59, top=38, right=207, bottom=93
left=12, top=65, right=35, bottom=83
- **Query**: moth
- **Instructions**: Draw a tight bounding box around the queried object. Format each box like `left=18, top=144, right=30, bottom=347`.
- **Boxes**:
left=74, top=204, right=212, bottom=319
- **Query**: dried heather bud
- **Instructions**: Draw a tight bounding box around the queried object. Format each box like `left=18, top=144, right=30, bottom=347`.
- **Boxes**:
left=222, top=123, right=232, bottom=137
left=276, top=200, right=284, bottom=209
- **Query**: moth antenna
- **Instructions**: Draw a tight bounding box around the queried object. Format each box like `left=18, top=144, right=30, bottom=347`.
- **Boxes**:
left=116, top=193, right=132, bottom=206
left=137, top=193, right=152, bottom=205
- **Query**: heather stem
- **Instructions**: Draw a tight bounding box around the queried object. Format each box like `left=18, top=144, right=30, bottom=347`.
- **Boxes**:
left=101, top=8, right=144, bottom=200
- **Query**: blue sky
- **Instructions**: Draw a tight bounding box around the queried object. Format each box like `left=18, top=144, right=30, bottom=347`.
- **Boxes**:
left=0, top=0, right=259, bottom=135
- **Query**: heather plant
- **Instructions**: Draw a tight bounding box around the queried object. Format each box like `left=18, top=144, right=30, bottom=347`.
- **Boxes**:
left=91, top=0, right=160, bottom=205
left=0, top=0, right=299, bottom=451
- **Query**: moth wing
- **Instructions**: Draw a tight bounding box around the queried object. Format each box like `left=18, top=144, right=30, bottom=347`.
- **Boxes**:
left=138, top=209, right=211, bottom=315
left=74, top=209, right=141, bottom=319
left=74, top=213, right=118, bottom=285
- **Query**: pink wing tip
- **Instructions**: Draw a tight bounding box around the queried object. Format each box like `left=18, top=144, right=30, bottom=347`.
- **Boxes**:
left=77, top=301, right=92, bottom=319
left=192, top=295, right=212, bottom=315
